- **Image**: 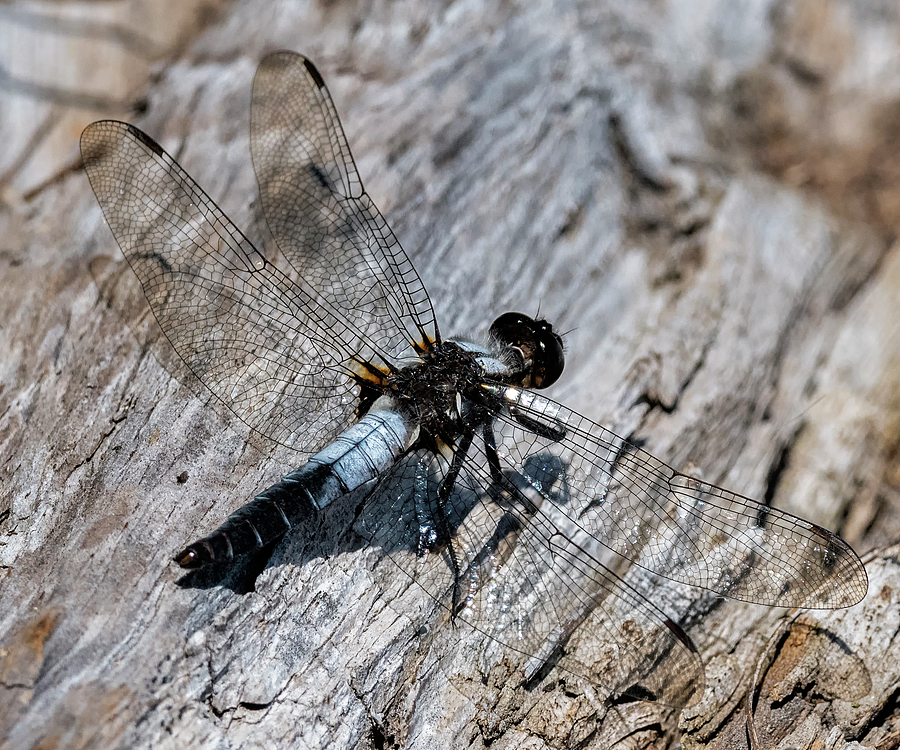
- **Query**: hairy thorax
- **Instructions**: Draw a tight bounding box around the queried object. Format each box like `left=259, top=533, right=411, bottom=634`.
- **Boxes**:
left=385, top=341, right=485, bottom=452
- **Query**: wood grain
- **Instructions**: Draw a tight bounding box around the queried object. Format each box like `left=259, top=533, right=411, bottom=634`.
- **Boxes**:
left=2, top=1, right=899, bottom=748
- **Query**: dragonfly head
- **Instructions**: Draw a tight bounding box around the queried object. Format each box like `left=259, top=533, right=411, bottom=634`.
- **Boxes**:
left=489, top=312, right=565, bottom=389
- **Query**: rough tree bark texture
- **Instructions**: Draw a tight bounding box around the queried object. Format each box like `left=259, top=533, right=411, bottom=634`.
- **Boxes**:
left=2, top=1, right=900, bottom=749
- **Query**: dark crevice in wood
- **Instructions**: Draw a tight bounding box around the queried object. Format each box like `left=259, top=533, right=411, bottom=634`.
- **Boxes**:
left=0, top=62, right=135, bottom=112
left=0, top=5, right=164, bottom=58
left=19, top=154, right=91, bottom=204
left=863, top=493, right=889, bottom=540
left=348, top=679, right=397, bottom=750
left=632, top=389, right=677, bottom=415
left=238, top=699, right=274, bottom=711
left=859, top=685, right=900, bottom=741
left=370, top=719, right=391, bottom=749
left=763, top=432, right=797, bottom=507
left=608, top=110, right=669, bottom=192
left=633, top=318, right=720, bottom=420
left=169, top=82, right=210, bottom=166
left=828, top=235, right=894, bottom=314
left=78, top=416, right=125, bottom=470
left=0, top=106, right=59, bottom=194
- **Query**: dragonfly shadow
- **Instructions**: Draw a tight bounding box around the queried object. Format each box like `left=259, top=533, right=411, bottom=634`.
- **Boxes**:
left=761, top=620, right=872, bottom=704
left=342, top=449, right=703, bottom=706
left=351, top=452, right=575, bottom=596
left=173, top=427, right=701, bottom=705
left=173, top=452, right=570, bottom=604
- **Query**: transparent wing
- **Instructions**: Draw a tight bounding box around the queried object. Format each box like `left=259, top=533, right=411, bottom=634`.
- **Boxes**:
left=250, top=51, right=437, bottom=358
left=80, top=120, right=412, bottom=452
left=357, top=449, right=704, bottom=707
left=482, top=383, right=868, bottom=609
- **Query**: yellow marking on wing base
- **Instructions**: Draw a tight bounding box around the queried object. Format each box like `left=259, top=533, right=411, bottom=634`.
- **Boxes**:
left=346, top=357, right=391, bottom=387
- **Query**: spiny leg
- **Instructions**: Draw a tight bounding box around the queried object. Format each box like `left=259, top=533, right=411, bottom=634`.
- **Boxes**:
left=435, top=429, right=475, bottom=618
left=483, top=422, right=504, bottom=485
left=483, top=421, right=526, bottom=506
left=481, top=420, right=544, bottom=530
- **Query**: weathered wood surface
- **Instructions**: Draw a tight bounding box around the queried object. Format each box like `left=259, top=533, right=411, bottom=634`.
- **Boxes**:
left=2, top=1, right=900, bottom=748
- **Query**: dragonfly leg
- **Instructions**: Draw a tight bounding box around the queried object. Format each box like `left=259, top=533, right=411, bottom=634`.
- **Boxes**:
left=434, top=429, right=475, bottom=618
left=482, top=422, right=504, bottom=484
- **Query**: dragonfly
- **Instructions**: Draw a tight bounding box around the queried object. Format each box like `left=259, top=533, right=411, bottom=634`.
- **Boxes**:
left=80, top=50, right=868, bottom=708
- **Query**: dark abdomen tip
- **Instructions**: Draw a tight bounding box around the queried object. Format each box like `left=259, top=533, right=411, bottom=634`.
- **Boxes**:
left=174, top=543, right=212, bottom=569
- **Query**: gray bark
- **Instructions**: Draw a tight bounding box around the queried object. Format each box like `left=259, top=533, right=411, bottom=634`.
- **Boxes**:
left=2, top=1, right=900, bottom=748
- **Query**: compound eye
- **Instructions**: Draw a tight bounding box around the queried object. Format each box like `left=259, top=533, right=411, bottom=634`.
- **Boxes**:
left=531, top=322, right=565, bottom=388
left=489, top=312, right=565, bottom=389
left=489, top=312, right=531, bottom=348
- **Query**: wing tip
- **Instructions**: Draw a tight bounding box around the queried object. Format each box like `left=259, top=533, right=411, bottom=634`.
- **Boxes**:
left=80, top=120, right=166, bottom=161
left=80, top=119, right=121, bottom=166
left=808, top=525, right=869, bottom=608
left=256, top=50, right=325, bottom=89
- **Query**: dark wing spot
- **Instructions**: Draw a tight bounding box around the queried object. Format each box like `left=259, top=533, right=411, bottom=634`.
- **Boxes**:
left=127, top=124, right=165, bottom=157
left=303, top=58, right=327, bottom=89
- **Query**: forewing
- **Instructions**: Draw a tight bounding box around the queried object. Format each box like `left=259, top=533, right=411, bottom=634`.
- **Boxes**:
left=81, top=121, right=393, bottom=452
left=484, top=384, right=868, bottom=609
left=250, top=51, right=437, bottom=358
left=357, top=448, right=704, bottom=706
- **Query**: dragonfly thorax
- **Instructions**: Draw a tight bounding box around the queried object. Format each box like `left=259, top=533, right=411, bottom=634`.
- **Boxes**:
left=386, top=340, right=483, bottom=451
